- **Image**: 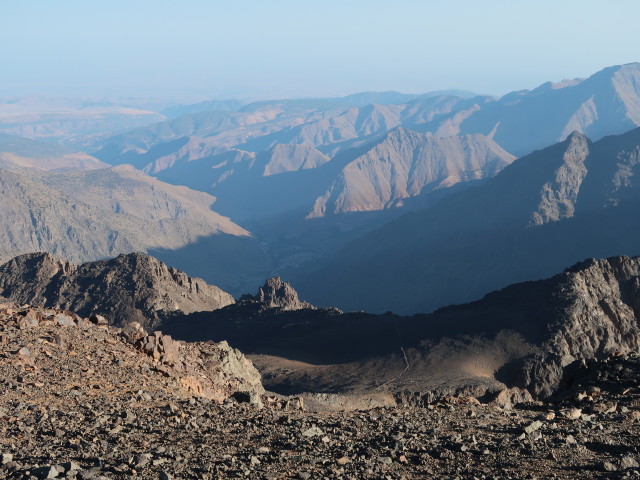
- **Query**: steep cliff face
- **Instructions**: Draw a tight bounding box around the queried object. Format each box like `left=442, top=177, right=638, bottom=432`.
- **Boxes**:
left=505, top=256, right=640, bottom=397
left=0, top=252, right=235, bottom=331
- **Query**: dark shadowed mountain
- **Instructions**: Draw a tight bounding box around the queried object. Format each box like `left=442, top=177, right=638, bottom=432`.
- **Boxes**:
left=164, top=255, right=640, bottom=399
left=2, top=248, right=639, bottom=400
left=0, top=252, right=235, bottom=331
left=300, top=126, right=640, bottom=314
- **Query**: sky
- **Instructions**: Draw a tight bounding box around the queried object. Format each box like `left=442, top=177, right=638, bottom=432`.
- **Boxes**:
left=2, top=0, right=639, bottom=100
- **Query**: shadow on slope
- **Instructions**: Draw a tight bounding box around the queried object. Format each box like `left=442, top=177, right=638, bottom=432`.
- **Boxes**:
left=149, top=233, right=273, bottom=297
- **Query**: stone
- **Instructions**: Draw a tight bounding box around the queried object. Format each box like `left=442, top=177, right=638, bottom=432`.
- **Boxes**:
left=62, top=461, right=81, bottom=472
left=301, top=425, right=324, bottom=438
left=133, top=453, right=152, bottom=468
left=33, top=465, right=59, bottom=479
left=17, top=314, right=39, bottom=329
left=563, top=408, right=582, bottom=420
left=524, top=420, right=543, bottom=435
left=491, top=387, right=534, bottom=408
left=55, top=314, right=76, bottom=327
left=89, top=315, right=109, bottom=326
left=121, top=322, right=146, bottom=345
left=620, top=456, right=639, bottom=469
left=231, top=391, right=263, bottom=408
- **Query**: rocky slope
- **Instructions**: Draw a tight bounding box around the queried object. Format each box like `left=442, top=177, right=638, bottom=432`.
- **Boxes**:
left=0, top=252, right=235, bottom=331
left=303, top=126, right=640, bottom=314
left=4, top=300, right=640, bottom=479
left=3, top=248, right=639, bottom=405
left=166, top=255, right=640, bottom=404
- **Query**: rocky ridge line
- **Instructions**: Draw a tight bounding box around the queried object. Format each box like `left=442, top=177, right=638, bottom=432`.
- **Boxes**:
left=0, top=252, right=235, bottom=331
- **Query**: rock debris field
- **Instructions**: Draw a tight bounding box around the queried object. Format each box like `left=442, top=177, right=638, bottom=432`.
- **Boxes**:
left=1, top=303, right=640, bottom=479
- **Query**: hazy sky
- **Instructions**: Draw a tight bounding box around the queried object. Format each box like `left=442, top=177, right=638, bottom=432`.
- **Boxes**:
left=2, top=0, right=639, bottom=100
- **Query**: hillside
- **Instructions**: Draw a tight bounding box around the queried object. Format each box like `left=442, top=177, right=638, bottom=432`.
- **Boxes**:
left=165, top=255, right=640, bottom=402
left=307, top=128, right=514, bottom=217
left=0, top=164, right=270, bottom=291
left=5, top=300, right=639, bottom=479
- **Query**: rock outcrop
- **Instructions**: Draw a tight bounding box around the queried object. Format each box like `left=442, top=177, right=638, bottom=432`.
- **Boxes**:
left=242, top=276, right=314, bottom=311
left=0, top=302, right=264, bottom=405
left=0, top=252, right=235, bottom=331
left=503, top=256, right=640, bottom=398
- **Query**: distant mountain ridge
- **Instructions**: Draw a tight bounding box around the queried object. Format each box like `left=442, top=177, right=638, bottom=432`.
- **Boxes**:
left=95, top=63, right=640, bottom=170
left=0, top=133, right=108, bottom=171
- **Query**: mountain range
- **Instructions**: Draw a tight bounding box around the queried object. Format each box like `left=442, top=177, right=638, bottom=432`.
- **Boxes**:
left=301, top=126, right=640, bottom=314
left=75, top=64, right=640, bottom=283
left=0, top=96, right=166, bottom=147
left=95, top=63, right=640, bottom=169
left=2, top=63, right=640, bottom=313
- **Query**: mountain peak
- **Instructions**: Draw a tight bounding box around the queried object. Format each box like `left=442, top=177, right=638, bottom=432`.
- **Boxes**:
left=244, top=276, right=313, bottom=311
left=565, top=130, right=590, bottom=142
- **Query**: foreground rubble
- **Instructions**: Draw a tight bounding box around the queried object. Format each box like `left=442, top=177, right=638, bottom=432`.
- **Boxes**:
left=2, top=303, right=640, bottom=479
